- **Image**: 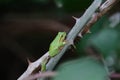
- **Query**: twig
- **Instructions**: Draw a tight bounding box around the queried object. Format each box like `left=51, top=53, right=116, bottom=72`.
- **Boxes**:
left=18, top=0, right=120, bottom=80
left=18, top=52, right=49, bottom=80
left=82, top=0, right=120, bottom=36
left=110, top=73, right=120, bottom=78
left=23, top=71, right=56, bottom=80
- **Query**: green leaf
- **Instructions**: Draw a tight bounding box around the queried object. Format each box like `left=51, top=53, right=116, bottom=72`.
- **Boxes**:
left=53, top=57, right=109, bottom=80
left=76, top=16, right=107, bottom=55
left=90, top=29, right=119, bottom=57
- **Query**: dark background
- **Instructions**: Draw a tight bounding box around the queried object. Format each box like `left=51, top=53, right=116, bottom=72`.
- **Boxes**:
left=0, top=0, right=120, bottom=80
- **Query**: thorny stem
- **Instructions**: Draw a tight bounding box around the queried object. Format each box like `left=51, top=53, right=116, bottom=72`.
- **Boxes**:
left=46, top=0, right=102, bottom=71
left=82, top=0, right=120, bottom=35
left=18, top=0, right=120, bottom=80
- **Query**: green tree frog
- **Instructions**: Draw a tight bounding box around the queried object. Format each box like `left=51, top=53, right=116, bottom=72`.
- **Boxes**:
left=41, top=32, right=66, bottom=72
left=49, top=32, right=66, bottom=57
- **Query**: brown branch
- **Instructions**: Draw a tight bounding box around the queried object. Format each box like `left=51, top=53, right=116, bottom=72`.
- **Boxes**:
left=18, top=52, right=49, bottom=80
left=82, top=0, right=120, bottom=35
left=0, top=19, right=69, bottom=36
left=24, top=71, right=56, bottom=80
left=110, top=73, right=120, bottom=78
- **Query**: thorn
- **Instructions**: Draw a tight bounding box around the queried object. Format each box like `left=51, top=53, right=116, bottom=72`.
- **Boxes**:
left=72, top=44, right=76, bottom=49
left=87, top=30, right=91, bottom=33
left=68, top=39, right=76, bottom=49
left=78, top=33, right=83, bottom=38
left=27, top=58, right=32, bottom=65
left=72, top=16, right=79, bottom=21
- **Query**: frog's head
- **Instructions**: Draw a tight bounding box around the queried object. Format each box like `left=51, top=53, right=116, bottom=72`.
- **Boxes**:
left=58, top=32, right=66, bottom=41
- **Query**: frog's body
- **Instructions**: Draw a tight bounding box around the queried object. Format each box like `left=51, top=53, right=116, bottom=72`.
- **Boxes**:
left=49, top=32, right=66, bottom=57
left=41, top=32, right=66, bottom=72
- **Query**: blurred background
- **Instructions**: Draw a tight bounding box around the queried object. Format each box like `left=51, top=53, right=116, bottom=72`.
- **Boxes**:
left=0, top=0, right=120, bottom=80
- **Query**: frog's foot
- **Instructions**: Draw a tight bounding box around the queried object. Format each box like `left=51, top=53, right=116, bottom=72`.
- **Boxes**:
left=59, top=46, right=64, bottom=50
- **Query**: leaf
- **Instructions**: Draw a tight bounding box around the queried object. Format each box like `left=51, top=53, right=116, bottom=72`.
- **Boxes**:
left=76, top=16, right=107, bottom=55
left=90, top=29, right=119, bottom=57
left=53, top=57, right=109, bottom=80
